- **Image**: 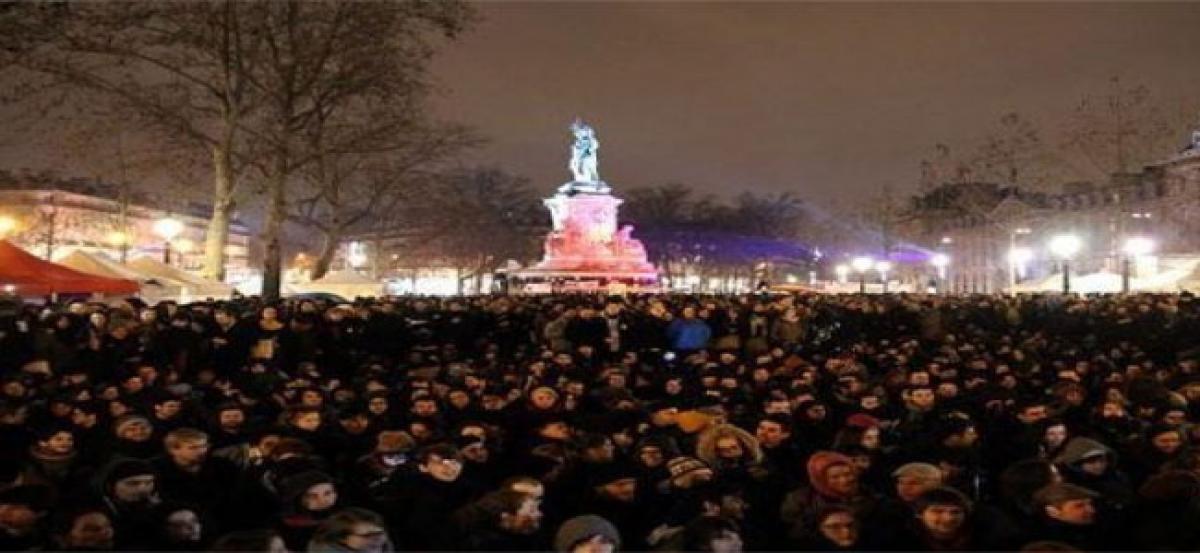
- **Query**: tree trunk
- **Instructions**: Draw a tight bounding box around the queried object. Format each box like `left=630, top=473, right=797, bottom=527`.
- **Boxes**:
left=311, top=230, right=339, bottom=281
left=202, top=142, right=236, bottom=282
left=260, top=154, right=288, bottom=301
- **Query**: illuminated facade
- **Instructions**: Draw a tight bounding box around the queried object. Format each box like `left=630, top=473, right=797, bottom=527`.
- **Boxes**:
left=897, top=146, right=1200, bottom=293
left=0, top=174, right=252, bottom=277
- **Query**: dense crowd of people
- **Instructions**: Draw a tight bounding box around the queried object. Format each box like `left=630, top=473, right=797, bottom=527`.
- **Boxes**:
left=1, top=291, right=1199, bottom=551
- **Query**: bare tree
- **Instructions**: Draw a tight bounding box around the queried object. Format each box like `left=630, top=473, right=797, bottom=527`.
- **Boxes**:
left=243, top=1, right=474, bottom=300
left=0, top=2, right=267, bottom=281
left=1060, top=76, right=1191, bottom=180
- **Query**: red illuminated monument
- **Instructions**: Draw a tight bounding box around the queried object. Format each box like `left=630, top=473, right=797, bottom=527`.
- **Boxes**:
left=513, top=119, right=658, bottom=291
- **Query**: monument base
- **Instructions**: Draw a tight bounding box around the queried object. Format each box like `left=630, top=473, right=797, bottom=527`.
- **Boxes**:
left=513, top=185, right=658, bottom=293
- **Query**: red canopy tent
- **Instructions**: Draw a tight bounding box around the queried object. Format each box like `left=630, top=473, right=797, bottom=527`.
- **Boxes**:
left=0, top=240, right=138, bottom=296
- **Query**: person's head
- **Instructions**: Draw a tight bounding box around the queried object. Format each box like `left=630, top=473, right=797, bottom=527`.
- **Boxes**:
left=554, top=515, right=620, bottom=553
left=808, top=451, right=859, bottom=499
left=1035, top=483, right=1098, bottom=525
left=164, top=428, right=210, bottom=468
left=906, top=386, right=936, bottom=411
left=1000, top=459, right=1061, bottom=507
left=815, top=506, right=859, bottom=548
left=682, top=516, right=743, bottom=553
left=530, top=386, right=560, bottom=410
left=290, top=407, right=322, bottom=432
left=105, top=459, right=157, bottom=504
left=56, top=506, right=114, bottom=550
left=417, top=443, right=463, bottom=483
left=667, top=456, right=714, bottom=490
left=210, top=529, right=288, bottom=552
left=893, top=463, right=945, bottom=503
left=216, top=406, right=245, bottom=431
left=35, top=425, right=76, bottom=456
left=0, top=485, right=51, bottom=537
left=159, top=505, right=203, bottom=545
left=1150, top=427, right=1184, bottom=455
left=914, top=487, right=972, bottom=539
left=755, top=415, right=792, bottom=448
left=470, top=489, right=543, bottom=535
left=113, top=414, right=154, bottom=443
left=1042, top=421, right=1069, bottom=450
left=311, top=508, right=390, bottom=553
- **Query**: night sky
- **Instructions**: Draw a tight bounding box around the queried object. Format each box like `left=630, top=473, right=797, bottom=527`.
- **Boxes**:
left=431, top=2, right=1200, bottom=205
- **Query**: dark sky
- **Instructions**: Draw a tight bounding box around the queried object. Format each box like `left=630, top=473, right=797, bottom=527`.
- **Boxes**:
left=430, top=2, right=1200, bottom=206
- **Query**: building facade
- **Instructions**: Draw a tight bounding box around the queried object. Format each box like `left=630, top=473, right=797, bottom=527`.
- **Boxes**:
left=896, top=144, right=1200, bottom=293
left=0, top=173, right=253, bottom=277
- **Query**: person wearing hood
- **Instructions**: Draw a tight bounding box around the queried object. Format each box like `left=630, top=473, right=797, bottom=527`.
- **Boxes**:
left=779, top=451, right=889, bottom=547
left=21, top=422, right=85, bottom=492
left=276, top=470, right=341, bottom=551
left=1053, top=436, right=1134, bottom=512
left=95, top=457, right=161, bottom=549
left=108, top=413, right=159, bottom=461
left=695, top=424, right=769, bottom=488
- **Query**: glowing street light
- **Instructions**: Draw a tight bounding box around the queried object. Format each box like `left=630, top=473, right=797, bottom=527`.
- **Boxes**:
left=0, top=216, right=16, bottom=238
left=930, top=253, right=950, bottom=293
left=875, top=260, right=892, bottom=293
left=851, top=256, right=873, bottom=293
left=835, top=264, right=850, bottom=284
left=154, top=216, right=184, bottom=264
left=1048, top=234, right=1082, bottom=294
left=1121, top=236, right=1155, bottom=293
left=1007, top=246, right=1034, bottom=288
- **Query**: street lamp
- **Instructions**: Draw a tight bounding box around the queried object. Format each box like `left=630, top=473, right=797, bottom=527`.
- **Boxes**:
left=835, top=264, right=850, bottom=285
left=1048, top=234, right=1082, bottom=294
left=930, top=253, right=950, bottom=293
left=0, top=215, right=15, bottom=238
left=851, top=256, right=873, bottom=294
left=153, top=216, right=184, bottom=265
left=875, top=260, right=892, bottom=293
left=1121, top=236, right=1155, bottom=294
left=1007, top=247, right=1034, bottom=289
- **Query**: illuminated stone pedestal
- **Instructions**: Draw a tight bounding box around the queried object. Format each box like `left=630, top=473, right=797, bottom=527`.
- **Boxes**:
left=515, top=185, right=658, bottom=290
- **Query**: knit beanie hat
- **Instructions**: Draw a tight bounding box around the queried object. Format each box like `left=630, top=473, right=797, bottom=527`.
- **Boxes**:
left=667, top=456, right=710, bottom=481
left=892, top=462, right=944, bottom=482
left=104, top=458, right=156, bottom=491
left=554, top=515, right=621, bottom=552
left=112, top=413, right=151, bottom=435
left=279, top=470, right=334, bottom=504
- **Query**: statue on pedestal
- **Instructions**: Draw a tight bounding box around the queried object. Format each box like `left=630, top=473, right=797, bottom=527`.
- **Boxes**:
left=559, top=118, right=611, bottom=195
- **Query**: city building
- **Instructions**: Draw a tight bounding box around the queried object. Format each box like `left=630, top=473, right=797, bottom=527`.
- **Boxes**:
left=896, top=138, right=1200, bottom=293
left=0, top=171, right=253, bottom=280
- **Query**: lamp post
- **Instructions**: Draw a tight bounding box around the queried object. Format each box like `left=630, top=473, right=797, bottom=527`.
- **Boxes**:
left=1121, top=236, right=1155, bottom=294
left=835, top=264, right=850, bottom=286
left=851, top=256, right=873, bottom=294
left=1007, top=247, right=1033, bottom=292
left=875, top=260, right=892, bottom=294
left=1048, top=234, right=1081, bottom=294
left=153, top=216, right=184, bottom=265
left=930, top=253, right=950, bottom=294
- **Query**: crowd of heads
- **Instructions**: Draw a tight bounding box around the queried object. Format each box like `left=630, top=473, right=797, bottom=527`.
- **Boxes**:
left=1, top=291, right=1199, bottom=551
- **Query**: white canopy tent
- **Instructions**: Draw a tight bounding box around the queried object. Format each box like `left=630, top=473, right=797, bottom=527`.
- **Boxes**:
left=56, top=249, right=183, bottom=301
left=127, top=256, right=235, bottom=301
left=289, top=268, right=384, bottom=299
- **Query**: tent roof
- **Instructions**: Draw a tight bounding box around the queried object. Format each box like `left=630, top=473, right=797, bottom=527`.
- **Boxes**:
left=127, top=256, right=234, bottom=297
left=57, top=250, right=157, bottom=282
left=312, top=269, right=378, bottom=284
left=0, top=240, right=138, bottom=295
